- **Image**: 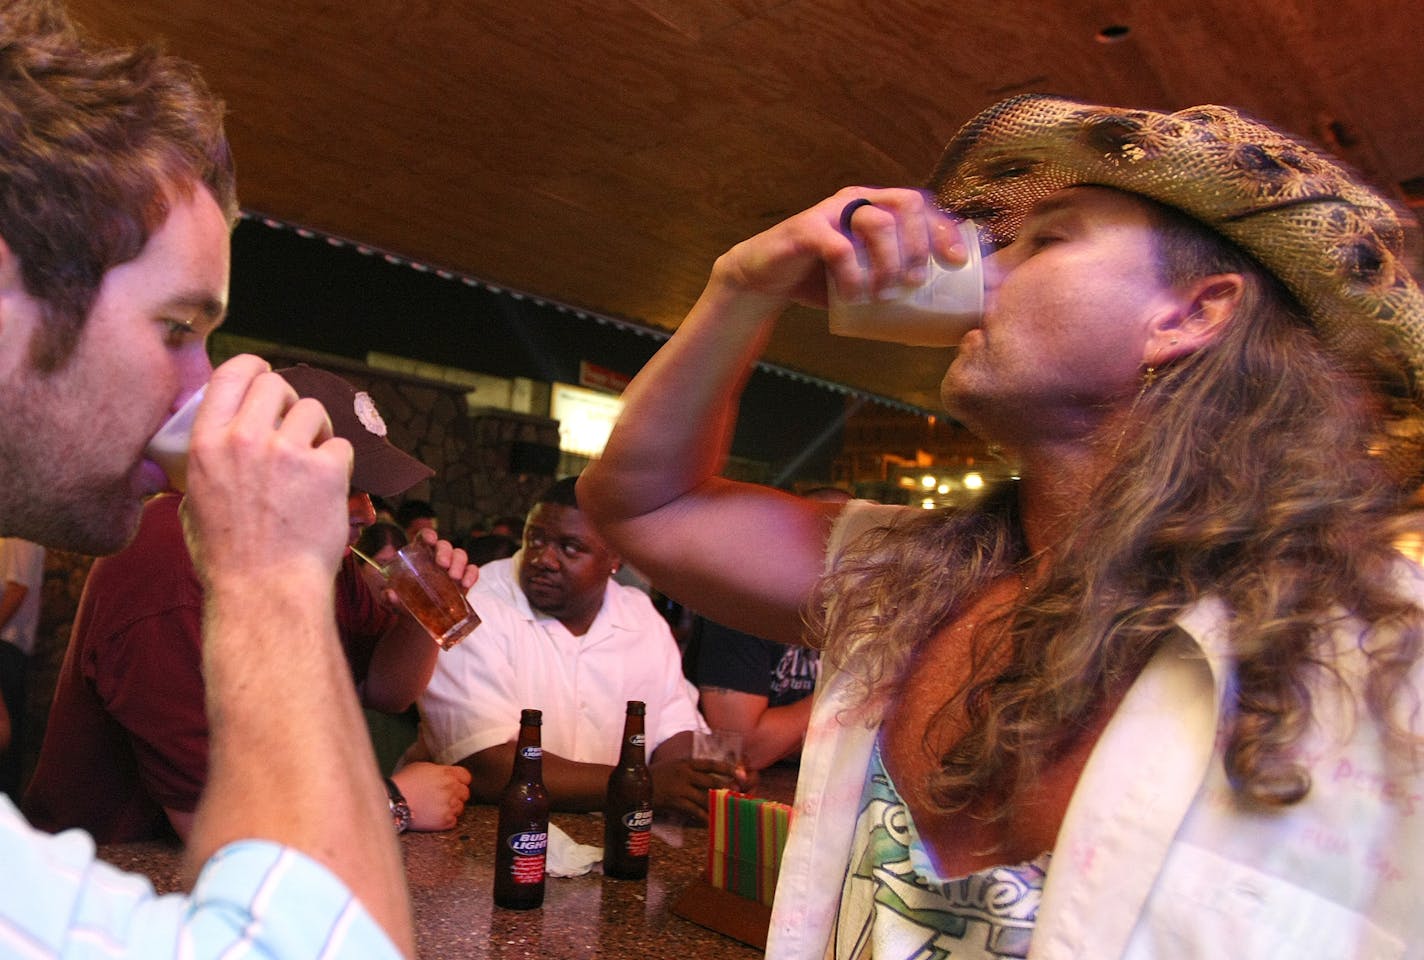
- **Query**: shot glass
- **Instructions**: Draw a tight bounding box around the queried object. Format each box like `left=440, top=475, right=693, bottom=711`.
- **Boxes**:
left=381, top=539, right=481, bottom=649
left=826, top=218, right=984, bottom=347
left=145, top=384, right=208, bottom=492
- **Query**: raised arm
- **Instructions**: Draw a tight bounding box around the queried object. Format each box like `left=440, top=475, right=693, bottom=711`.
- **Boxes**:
left=579, top=188, right=964, bottom=641
left=180, top=355, right=415, bottom=955
left=363, top=531, right=477, bottom=713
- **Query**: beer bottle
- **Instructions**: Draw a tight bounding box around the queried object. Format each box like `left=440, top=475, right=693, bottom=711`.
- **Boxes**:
left=603, top=700, right=654, bottom=880
left=494, top=708, right=549, bottom=909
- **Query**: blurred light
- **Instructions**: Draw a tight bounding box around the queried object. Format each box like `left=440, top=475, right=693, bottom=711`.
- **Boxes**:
left=920, top=498, right=937, bottom=510
left=963, top=472, right=984, bottom=490
left=937, top=483, right=950, bottom=494
left=921, top=474, right=936, bottom=488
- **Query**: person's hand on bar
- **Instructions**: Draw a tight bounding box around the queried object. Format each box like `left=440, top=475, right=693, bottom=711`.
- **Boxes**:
left=650, top=754, right=746, bottom=822
left=393, top=761, right=472, bottom=832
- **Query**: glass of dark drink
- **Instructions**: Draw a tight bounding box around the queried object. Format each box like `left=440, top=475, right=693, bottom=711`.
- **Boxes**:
left=381, top=540, right=481, bottom=649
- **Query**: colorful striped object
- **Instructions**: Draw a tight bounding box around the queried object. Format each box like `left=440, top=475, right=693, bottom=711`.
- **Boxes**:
left=705, top=788, right=793, bottom=907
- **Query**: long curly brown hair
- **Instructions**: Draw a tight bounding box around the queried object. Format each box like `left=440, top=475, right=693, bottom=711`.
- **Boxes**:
left=809, top=198, right=1424, bottom=822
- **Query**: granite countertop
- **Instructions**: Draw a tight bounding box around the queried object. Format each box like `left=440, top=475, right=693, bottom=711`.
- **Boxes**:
left=99, top=766, right=800, bottom=959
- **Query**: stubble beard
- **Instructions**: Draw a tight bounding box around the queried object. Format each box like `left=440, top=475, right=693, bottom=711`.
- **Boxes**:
left=0, top=380, right=144, bottom=556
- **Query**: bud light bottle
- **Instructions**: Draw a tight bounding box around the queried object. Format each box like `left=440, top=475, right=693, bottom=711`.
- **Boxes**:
left=494, top=708, right=549, bottom=909
left=603, top=700, right=654, bottom=880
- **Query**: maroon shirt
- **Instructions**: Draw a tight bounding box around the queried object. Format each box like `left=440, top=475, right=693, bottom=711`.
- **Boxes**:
left=23, top=493, right=394, bottom=842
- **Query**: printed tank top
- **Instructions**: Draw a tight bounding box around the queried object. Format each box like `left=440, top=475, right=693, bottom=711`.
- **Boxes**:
left=828, top=739, right=1051, bottom=960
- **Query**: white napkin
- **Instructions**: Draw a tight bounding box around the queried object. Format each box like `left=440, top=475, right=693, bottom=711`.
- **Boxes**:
left=545, top=821, right=603, bottom=877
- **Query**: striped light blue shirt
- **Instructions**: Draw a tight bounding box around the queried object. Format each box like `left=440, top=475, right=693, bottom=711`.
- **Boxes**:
left=0, top=796, right=401, bottom=958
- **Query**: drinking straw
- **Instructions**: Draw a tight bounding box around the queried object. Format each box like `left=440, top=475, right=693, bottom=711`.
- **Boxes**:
left=349, top=545, right=384, bottom=571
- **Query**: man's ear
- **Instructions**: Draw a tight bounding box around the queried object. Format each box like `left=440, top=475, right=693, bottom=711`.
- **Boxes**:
left=1144, top=272, right=1244, bottom=367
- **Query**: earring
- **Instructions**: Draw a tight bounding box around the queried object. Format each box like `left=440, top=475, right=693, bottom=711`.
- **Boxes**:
left=1141, top=365, right=1158, bottom=388
left=1170, top=337, right=1179, bottom=345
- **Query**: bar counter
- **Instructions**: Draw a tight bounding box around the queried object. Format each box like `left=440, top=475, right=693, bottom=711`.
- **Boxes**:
left=99, top=766, right=798, bottom=959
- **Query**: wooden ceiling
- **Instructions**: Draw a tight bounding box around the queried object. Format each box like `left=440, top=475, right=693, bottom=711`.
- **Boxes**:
left=67, top=0, right=1424, bottom=411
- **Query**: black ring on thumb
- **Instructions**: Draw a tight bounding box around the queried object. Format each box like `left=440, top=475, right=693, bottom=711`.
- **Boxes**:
left=838, top=198, right=875, bottom=235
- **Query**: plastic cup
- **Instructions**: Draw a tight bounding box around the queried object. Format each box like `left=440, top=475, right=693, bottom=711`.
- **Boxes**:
left=381, top=540, right=481, bottom=649
left=693, top=729, right=744, bottom=767
left=826, top=219, right=983, bottom=347
left=144, top=385, right=208, bottom=492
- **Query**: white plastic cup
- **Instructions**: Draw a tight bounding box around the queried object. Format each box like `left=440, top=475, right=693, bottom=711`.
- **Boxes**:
left=693, top=729, right=744, bottom=766
left=144, top=385, right=207, bottom=492
left=826, top=219, right=983, bottom=347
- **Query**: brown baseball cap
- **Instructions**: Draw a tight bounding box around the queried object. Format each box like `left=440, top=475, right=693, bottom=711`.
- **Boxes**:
left=276, top=364, right=434, bottom=497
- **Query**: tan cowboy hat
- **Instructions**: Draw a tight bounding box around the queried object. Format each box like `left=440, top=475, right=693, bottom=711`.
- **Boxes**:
left=928, top=94, right=1424, bottom=399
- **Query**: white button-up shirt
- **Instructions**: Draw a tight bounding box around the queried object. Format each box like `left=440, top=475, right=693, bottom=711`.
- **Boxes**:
left=418, top=555, right=705, bottom=766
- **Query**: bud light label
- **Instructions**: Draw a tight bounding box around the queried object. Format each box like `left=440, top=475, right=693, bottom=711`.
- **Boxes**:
left=505, top=830, right=548, bottom=884
left=628, top=733, right=646, bottom=747
left=519, top=746, right=543, bottom=760
left=622, top=809, right=653, bottom=831
left=508, top=830, right=548, bottom=855
left=622, top=807, right=653, bottom=857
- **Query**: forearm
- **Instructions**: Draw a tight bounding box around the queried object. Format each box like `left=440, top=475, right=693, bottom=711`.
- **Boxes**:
left=580, top=272, right=786, bottom=528
left=0, top=582, right=26, bottom=629
left=699, top=689, right=811, bottom=771
left=579, top=278, right=830, bottom=638
left=362, top=613, right=439, bottom=713
left=188, top=572, right=414, bottom=955
left=741, top=698, right=813, bottom=771
left=461, top=742, right=612, bottom=812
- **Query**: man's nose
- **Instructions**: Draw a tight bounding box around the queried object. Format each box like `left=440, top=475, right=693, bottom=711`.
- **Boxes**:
left=530, top=542, right=561, bottom=570
left=348, top=493, right=377, bottom=529
left=178, top=349, right=214, bottom=398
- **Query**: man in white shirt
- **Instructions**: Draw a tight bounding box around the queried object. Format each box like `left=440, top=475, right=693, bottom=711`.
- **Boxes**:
left=418, top=476, right=737, bottom=820
left=0, top=536, right=44, bottom=795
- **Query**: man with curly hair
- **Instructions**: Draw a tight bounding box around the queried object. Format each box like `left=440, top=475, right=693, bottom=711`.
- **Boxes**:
left=0, top=2, right=464, bottom=955
left=581, top=96, right=1424, bottom=958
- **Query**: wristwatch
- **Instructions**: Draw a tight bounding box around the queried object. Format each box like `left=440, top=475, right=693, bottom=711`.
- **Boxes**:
left=384, top=777, right=412, bottom=833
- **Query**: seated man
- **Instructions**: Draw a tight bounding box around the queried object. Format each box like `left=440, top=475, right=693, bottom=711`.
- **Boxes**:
left=24, top=366, right=470, bottom=842
left=416, top=476, right=736, bottom=820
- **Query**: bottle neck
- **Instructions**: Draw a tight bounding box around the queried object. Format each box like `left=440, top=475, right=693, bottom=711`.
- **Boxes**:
left=617, top=716, right=646, bottom=766
left=512, top=723, right=544, bottom=778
